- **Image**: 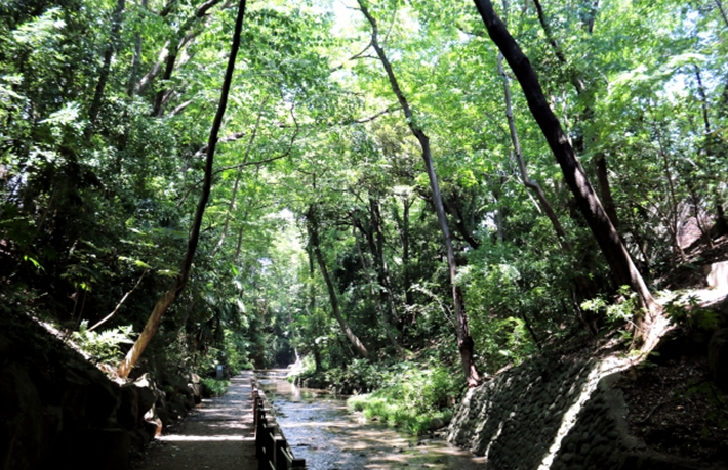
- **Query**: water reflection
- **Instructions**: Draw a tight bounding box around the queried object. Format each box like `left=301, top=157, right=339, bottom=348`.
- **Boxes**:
left=257, top=370, right=485, bottom=470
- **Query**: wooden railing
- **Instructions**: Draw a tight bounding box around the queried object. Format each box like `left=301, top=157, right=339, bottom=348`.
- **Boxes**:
left=251, top=378, right=307, bottom=470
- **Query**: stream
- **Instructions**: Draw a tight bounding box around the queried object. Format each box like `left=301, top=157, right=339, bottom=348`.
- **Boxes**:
left=256, top=370, right=485, bottom=470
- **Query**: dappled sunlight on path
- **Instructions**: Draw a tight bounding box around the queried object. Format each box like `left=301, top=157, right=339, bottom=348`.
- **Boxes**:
left=132, top=372, right=256, bottom=470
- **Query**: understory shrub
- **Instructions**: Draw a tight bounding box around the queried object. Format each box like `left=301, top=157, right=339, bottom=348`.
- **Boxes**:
left=347, top=363, right=460, bottom=435
left=200, top=377, right=230, bottom=397
left=287, top=357, right=385, bottom=393
left=71, top=321, right=134, bottom=366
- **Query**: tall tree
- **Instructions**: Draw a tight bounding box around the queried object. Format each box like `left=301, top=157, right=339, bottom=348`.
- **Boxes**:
left=357, top=0, right=481, bottom=386
left=85, top=0, right=126, bottom=141
left=307, top=204, right=370, bottom=359
left=471, top=0, right=663, bottom=349
left=118, top=0, right=248, bottom=378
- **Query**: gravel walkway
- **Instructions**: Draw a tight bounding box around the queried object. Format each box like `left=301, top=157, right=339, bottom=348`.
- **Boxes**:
left=133, top=372, right=257, bottom=470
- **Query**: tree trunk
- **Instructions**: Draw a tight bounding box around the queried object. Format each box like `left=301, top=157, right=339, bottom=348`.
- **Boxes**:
left=714, top=202, right=728, bottom=238
left=369, top=197, right=400, bottom=326
left=715, top=0, right=728, bottom=29
left=498, top=52, right=571, bottom=251
left=531, top=0, right=585, bottom=93
left=127, top=0, right=148, bottom=96
left=690, top=185, right=714, bottom=250
left=498, top=49, right=599, bottom=332
left=307, top=205, right=369, bottom=359
left=654, top=125, right=685, bottom=264
left=85, top=0, right=126, bottom=141
left=392, top=195, right=414, bottom=309
left=305, top=242, right=323, bottom=372
left=595, top=154, right=620, bottom=229
left=353, top=225, right=405, bottom=356
left=117, top=0, right=247, bottom=378
left=491, top=178, right=505, bottom=244
left=531, top=0, right=623, bottom=236
left=472, top=0, right=660, bottom=340
left=442, top=191, right=481, bottom=249
left=358, top=0, right=480, bottom=386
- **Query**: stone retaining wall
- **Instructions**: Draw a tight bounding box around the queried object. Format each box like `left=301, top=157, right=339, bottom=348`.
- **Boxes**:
left=447, top=353, right=716, bottom=470
left=446, top=355, right=704, bottom=470
left=0, top=313, right=205, bottom=470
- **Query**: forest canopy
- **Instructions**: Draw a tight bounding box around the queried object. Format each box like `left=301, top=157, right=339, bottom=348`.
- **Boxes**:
left=1, top=0, right=726, bottom=386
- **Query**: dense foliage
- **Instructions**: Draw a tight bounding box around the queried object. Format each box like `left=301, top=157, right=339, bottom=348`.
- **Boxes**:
left=1, top=0, right=726, bottom=421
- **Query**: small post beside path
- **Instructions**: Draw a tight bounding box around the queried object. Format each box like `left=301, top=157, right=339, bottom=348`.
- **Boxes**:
left=251, top=377, right=307, bottom=470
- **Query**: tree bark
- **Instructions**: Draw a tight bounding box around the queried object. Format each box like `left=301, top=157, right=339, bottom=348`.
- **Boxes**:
left=358, top=0, right=480, bottom=386
left=442, top=191, right=481, bottom=250
left=307, top=205, right=369, bottom=359
left=85, top=0, right=126, bottom=141
left=531, top=0, right=585, bottom=93
left=654, top=124, right=685, bottom=264
left=353, top=225, right=405, bottom=356
left=498, top=52, right=572, bottom=251
left=472, top=0, right=659, bottom=326
left=118, top=0, right=247, bottom=378
left=392, top=195, right=414, bottom=309
left=490, top=177, right=505, bottom=243
left=531, top=0, right=624, bottom=237
left=368, top=197, right=400, bottom=326
left=595, top=154, right=619, bottom=230
left=498, top=47, right=598, bottom=332
left=301, top=235, right=323, bottom=371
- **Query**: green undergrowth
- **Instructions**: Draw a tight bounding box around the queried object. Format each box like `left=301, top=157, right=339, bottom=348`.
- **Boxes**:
left=287, top=357, right=384, bottom=392
left=346, top=363, right=460, bottom=435
left=200, top=377, right=230, bottom=397
left=287, top=358, right=462, bottom=435
left=349, top=393, right=454, bottom=435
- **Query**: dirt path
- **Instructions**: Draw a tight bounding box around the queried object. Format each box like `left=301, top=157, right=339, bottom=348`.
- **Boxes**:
left=133, top=372, right=257, bottom=470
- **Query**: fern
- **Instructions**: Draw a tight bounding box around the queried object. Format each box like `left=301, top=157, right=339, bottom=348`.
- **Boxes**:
left=72, top=321, right=134, bottom=365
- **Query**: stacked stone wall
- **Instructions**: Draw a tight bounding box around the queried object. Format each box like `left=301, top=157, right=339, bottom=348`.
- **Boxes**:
left=447, top=357, right=610, bottom=469
left=0, top=313, right=203, bottom=470
left=447, top=355, right=708, bottom=470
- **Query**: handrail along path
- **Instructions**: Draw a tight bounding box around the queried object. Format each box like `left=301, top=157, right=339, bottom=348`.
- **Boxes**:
left=251, top=377, right=307, bottom=470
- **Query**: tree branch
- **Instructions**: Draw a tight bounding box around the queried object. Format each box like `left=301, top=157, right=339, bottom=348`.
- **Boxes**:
left=329, top=40, right=373, bottom=72
left=88, top=268, right=148, bottom=332
left=347, top=105, right=401, bottom=124
left=176, top=104, right=299, bottom=208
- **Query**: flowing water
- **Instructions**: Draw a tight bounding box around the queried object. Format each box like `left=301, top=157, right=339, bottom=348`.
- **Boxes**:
left=256, top=370, right=485, bottom=470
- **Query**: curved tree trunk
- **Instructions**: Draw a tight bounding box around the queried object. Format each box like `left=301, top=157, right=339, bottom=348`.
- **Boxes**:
left=473, top=0, right=661, bottom=349
left=498, top=49, right=600, bottom=332
left=118, top=0, right=248, bottom=379
left=498, top=53, right=571, bottom=252
left=353, top=225, right=405, bottom=356
left=357, top=0, right=480, bottom=386
left=307, top=205, right=369, bottom=359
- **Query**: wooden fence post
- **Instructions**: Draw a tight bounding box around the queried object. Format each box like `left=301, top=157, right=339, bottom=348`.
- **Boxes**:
left=251, top=377, right=307, bottom=470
